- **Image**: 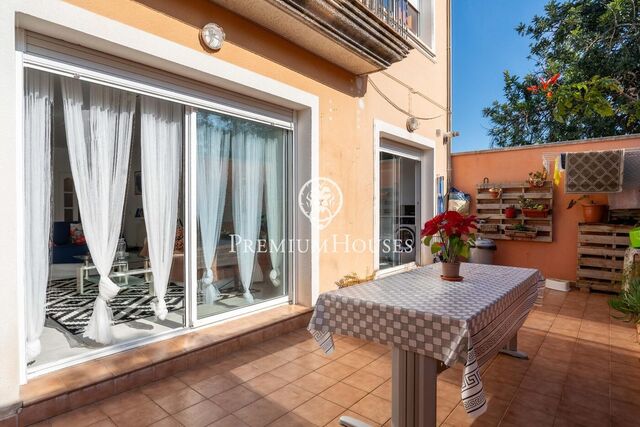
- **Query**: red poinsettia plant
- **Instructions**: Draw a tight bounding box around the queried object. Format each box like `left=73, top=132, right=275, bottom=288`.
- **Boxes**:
left=421, top=211, right=477, bottom=263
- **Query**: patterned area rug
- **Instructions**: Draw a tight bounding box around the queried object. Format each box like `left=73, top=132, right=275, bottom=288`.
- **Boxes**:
left=46, top=278, right=185, bottom=336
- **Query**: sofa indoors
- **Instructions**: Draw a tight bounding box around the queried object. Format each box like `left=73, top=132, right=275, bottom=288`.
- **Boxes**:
left=51, top=221, right=89, bottom=264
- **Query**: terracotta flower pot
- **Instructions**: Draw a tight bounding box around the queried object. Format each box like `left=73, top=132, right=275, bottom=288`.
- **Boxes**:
left=582, top=204, right=608, bottom=224
left=504, top=207, right=517, bottom=219
left=441, top=261, right=461, bottom=280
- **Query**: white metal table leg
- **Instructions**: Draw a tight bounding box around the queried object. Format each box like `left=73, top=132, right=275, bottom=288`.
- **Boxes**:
left=392, top=348, right=438, bottom=427
left=499, top=333, right=528, bottom=359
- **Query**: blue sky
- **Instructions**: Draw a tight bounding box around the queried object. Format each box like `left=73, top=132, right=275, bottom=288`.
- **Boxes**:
left=452, top=0, right=548, bottom=152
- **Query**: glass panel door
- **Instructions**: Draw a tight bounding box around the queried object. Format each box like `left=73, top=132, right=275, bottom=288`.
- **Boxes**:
left=194, top=109, right=290, bottom=320
left=379, top=150, right=421, bottom=270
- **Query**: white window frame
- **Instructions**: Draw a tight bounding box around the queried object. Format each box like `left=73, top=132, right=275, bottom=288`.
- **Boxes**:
left=407, top=0, right=436, bottom=57
left=9, top=0, right=320, bottom=382
left=373, top=120, right=436, bottom=277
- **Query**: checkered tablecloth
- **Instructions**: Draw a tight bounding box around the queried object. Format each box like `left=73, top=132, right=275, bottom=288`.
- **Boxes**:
left=308, top=263, right=545, bottom=417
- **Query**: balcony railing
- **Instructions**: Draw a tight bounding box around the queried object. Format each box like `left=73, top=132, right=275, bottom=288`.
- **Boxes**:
left=210, top=0, right=414, bottom=74
left=359, top=0, right=409, bottom=39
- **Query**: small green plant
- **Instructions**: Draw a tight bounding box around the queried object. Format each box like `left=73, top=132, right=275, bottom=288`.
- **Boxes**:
left=528, top=167, right=548, bottom=187
left=513, top=223, right=529, bottom=232
left=609, top=278, right=640, bottom=324
left=518, top=195, right=546, bottom=210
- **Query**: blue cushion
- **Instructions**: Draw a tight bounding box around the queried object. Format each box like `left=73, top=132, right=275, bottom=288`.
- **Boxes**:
left=52, top=222, right=70, bottom=245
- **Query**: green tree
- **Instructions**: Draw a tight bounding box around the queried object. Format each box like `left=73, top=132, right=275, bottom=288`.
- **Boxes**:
left=483, top=0, right=640, bottom=147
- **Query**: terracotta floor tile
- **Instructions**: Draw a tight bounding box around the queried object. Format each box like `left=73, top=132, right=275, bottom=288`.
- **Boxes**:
left=519, top=374, right=564, bottom=397
left=233, top=398, right=289, bottom=427
left=564, top=373, right=610, bottom=397
left=293, top=396, right=345, bottom=427
left=49, top=404, right=107, bottom=427
left=370, top=380, right=391, bottom=401
left=611, top=400, right=640, bottom=425
left=148, top=417, right=182, bottom=427
left=268, top=412, right=313, bottom=427
left=360, top=358, right=392, bottom=380
left=177, top=366, right=219, bottom=386
left=335, top=353, right=376, bottom=370
left=509, top=389, right=560, bottom=417
left=87, top=420, right=118, bottom=427
left=265, top=384, right=314, bottom=411
left=293, top=372, right=338, bottom=394
left=501, top=405, right=555, bottom=427
left=250, top=354, right=288, bottom=372
left=244, top=373, right=289, bottom=396
left=291, top=353, right=332, bottom=370
left=320, top=382, right=368, bottom=408
left=152, top=387, right=205, bottom=414
left=228, top=363, right=266, bottom=382
left=269, top=362, right=313, bottom=382
left=110, top=400, right=168, bottom=427
left=173, top=400, right=228, bottom=427
left=341, top=370, right=386, bottom=393
left=98, top=390, right=153, bottom=418
left=561, top=386, right=610, bottom=415
left=325, top=410, right=380, bottom=427
left=349, top=394, right=391, bottom=425
left=191, top=375, right=241, bottom=398
left=314, top=361, right=358, bottom=381
left=211, top=385, right=261, bottom=413
left=443, top=396, right=510, bottom=427
left=554, top=401, right=610, bottom=427
left=140, top=377, right=188, bottom=401
left=207, top=414, right=250, bottom=427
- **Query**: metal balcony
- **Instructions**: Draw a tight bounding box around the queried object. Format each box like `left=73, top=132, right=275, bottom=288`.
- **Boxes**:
left=209, top=0, right=414, bottom=74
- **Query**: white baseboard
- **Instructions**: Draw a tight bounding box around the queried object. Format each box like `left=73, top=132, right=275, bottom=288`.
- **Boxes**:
left=545, top=279, right=571, bottom=292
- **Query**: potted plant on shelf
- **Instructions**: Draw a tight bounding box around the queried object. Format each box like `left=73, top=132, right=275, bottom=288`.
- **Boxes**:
left=567, top=195, right=608, bottom=224
left=505, top=222, right=538, bottom=239
left=528, top=168, right=548, bottom=187
left=518, top=195, right=550, bottom=218
left=608, top=277, right=640, bottom=342
left=504, top=205, right=518, bottom=219
left=421, top=211, right=477, bottom=281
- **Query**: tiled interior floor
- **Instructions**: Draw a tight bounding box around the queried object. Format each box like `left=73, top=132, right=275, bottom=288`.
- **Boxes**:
left=29, top=288, right=640, bottom=427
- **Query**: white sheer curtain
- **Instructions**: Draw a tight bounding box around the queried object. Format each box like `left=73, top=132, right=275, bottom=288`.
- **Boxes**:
left=140, top=96, right=182, bottom=319
left=24, top=69, right=53, bottom=362
left=197, top=115, right=230, bottom=304
left=61, top=77, right=135, bottom=344
left=265, top=134, right=283, bottom=287
left=232, top=128, right=265, bottom=303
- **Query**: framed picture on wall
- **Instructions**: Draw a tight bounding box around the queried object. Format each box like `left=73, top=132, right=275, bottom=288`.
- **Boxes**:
left=134, top=171, right=142, bottom=195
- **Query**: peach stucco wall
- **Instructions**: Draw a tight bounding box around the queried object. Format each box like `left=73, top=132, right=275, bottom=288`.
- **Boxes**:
left=61, top=0, right=450, bottom=292
left=452, top=135, right=640, bottom=281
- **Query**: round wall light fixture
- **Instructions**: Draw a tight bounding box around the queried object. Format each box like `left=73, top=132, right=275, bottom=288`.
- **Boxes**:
left=200, top=23, right=225, bottom=51
left=406, top=116, right=420, bottom=133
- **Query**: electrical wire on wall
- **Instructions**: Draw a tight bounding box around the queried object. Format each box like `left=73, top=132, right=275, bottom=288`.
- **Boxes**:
left=367, top=76, right=442, bottom=121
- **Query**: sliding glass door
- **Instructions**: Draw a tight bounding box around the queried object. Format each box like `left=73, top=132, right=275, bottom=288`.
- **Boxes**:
left=379, top=145, right=421, bottom=270
left=195, top=109, right=290, bottom=320
left=24, top=59, right=293, bottom=372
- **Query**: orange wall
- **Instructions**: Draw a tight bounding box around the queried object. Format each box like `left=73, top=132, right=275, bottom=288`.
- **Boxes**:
left=452, top=135, right=640, bottom=281
left=61, top=0, right=450, bottom=292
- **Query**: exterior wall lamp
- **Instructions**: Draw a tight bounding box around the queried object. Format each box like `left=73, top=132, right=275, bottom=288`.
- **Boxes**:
left=200, top=23, right=226, bottom=51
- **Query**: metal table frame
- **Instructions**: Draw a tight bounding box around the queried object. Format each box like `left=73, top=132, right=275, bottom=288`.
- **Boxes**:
left=339, top=332, right=527, bottom=427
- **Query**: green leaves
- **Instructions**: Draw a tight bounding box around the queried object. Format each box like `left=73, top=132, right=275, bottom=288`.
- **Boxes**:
left=484, top=0, right=640, bottom=147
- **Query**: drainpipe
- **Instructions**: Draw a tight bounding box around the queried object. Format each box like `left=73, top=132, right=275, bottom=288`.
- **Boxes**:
left=446, top=0, right=453, bottom=197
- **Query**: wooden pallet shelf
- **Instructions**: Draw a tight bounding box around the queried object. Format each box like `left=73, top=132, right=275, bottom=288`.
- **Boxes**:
left=576, top=223, right=632, bottom=293
left=476, top=181, right=553, bottom=242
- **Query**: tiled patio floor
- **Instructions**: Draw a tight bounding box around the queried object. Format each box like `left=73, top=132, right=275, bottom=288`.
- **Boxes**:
left=29, top=289, right=640, bottom=427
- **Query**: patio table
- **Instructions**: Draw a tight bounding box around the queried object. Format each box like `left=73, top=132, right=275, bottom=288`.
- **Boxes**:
left=308, top=263, right=544, bottom=427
